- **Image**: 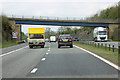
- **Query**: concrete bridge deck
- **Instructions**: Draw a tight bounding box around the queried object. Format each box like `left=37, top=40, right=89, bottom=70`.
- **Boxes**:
left=8, top=17, right=119, bottom=24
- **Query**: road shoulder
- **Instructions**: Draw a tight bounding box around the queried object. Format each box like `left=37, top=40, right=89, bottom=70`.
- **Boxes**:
left=73, top=45, right=120, bottom=71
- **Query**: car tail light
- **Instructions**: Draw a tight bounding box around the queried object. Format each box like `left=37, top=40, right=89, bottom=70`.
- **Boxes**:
left=59, top=39, right=62, bottom=41
left=69, top=38, right=72, bottom=41
left=59, top=43, right=61, bottom=44
left=42, top=43, right=44, bottom=45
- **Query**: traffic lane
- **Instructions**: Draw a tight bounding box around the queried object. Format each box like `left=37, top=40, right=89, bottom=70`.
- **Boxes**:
left=27, top=43, right=119, bottom=78
left=2, top=43, right=28, bottom=54
left=2, top=42, right=50, bottom=78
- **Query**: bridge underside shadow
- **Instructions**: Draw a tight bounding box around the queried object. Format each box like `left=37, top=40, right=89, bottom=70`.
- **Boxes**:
left=15, top=20, right=109, bottom=28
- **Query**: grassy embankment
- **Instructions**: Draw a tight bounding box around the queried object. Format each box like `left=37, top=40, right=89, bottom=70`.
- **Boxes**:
left=73, top=42, right=120, bottom=66
left=0, top=41, right=18, bottom=48
left=112, top=40, right=120, bottom=42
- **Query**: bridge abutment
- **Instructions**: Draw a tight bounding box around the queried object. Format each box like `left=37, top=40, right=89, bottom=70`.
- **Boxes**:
left=9, top=20, right=21, bottom=41
left=109, top=24, right=119, bottom=41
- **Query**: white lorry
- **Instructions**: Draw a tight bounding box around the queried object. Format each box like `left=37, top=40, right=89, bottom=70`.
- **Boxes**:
left=93, top=27, right=108, bottom=42
left=50, top=36, right=56, bottom=42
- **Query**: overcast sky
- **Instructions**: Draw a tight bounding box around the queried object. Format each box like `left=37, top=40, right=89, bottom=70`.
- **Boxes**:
left=1, top=0, right=119, bottom=17
left=0, top=0, right=119, bottom=33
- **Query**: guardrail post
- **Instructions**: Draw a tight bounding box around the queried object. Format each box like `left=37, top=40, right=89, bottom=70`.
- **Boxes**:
left=101, top=43, right=103, bottom=48
left=105, top=44, right=107, bottom=50
left=109, top=44, right=111, bottom=51
left=118, top=46, right=120, bottom=54
left=112, top=45, right=114, bottom=52
left=95, top=43, right=96, bottom=47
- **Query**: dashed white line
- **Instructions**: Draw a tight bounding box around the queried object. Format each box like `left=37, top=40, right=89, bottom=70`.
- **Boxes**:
left=41, top=58, right=46, bottom=61
left=46, top=53, right=49, bottom=55
left=0, top=46, right=28, bottom=57
left=48, top=50, right=50, bottom=51
left=31, top=68, right=38, bottom=73
left=73, top=45, right=120, bottom=71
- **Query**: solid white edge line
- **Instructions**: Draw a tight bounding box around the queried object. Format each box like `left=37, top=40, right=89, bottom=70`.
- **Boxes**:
left=0, top=46, right=28, bottom=57
left=73, top=45, right=120, bottom=71
left=31, top=68, right=38, bottom=73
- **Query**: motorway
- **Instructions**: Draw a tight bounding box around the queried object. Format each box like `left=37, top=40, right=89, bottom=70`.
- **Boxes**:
left=1, top=42, right=119, bottom=78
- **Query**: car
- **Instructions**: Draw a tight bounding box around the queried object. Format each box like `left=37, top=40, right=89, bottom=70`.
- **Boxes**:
left=58, top=34, right=73, bottom=48
left=73, top=38, right=79, bottom=41
left=45, top=38, right=49, bottom=42
left=50, top=36, right=56, bottom=42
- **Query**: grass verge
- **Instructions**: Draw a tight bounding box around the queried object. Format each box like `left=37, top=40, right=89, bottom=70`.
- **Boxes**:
left=1, top=41, right=18, bottom=48
left=73, top=42, right=120, bottom=66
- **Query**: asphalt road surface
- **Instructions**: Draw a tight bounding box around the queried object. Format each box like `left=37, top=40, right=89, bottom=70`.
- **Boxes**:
left=2, top=42, right=119, bottom=78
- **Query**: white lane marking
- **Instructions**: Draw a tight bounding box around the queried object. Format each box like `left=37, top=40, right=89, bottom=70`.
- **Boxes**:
left=46, top=53, right=49, bottom=55
left=73, top=45, right=120, bottom=71
left=31, top=68, right=38, bottom=73
left=41, top=58, right=46, bottom=61
left=0, top=46, right=28, bottom=57
left=48, top=50, right=50, bottom=51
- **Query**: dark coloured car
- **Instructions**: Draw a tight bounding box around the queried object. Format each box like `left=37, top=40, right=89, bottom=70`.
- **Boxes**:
left=58, top=35, right=73, bottom=48
left=73, top=38, right=79, bottom=41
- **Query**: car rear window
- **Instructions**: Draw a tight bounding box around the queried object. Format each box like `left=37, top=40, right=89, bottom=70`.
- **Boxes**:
left=59, top=36, right=72, bottom=39
left=29, top=34, right=44, bottom=39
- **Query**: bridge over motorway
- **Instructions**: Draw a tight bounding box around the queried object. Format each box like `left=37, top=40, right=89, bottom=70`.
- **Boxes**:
left=8, top=16, right=120, bottom=41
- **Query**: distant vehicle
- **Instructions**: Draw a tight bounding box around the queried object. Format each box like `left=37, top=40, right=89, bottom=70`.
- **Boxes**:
left=45, top=38, right=49, bottom=42
left=50, top=36, right=56, bottom=42
left=73, top=38, right=79, bottom=41
left=58, top=34, right=73, bottom=48
left=28, top=28, right=45, bottom=48
left=22, top=40, right=26, bottom=43
left=93, top=27, right=107, bottom=42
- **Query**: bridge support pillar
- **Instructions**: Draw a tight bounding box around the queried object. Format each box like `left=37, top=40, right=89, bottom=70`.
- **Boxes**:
left=15, top=24, right=22, bottom=41
left=108, top=24, right=119, bottom=41
left=107, top=27, right=110, bottom=40
left=9, top=20, right=22, bottom=41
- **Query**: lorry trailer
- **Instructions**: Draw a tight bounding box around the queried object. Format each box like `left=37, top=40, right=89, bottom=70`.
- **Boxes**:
left=93, top=27, right=108, bottom=42
left=28, top=28, right=45, bottom=48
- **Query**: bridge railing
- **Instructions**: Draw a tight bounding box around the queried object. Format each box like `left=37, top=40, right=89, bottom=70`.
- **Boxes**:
left=7, top=15, right=118, bottom=22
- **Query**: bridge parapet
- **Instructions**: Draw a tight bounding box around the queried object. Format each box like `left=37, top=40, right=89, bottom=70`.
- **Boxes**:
left=7, top=15, right=119, bottom=24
